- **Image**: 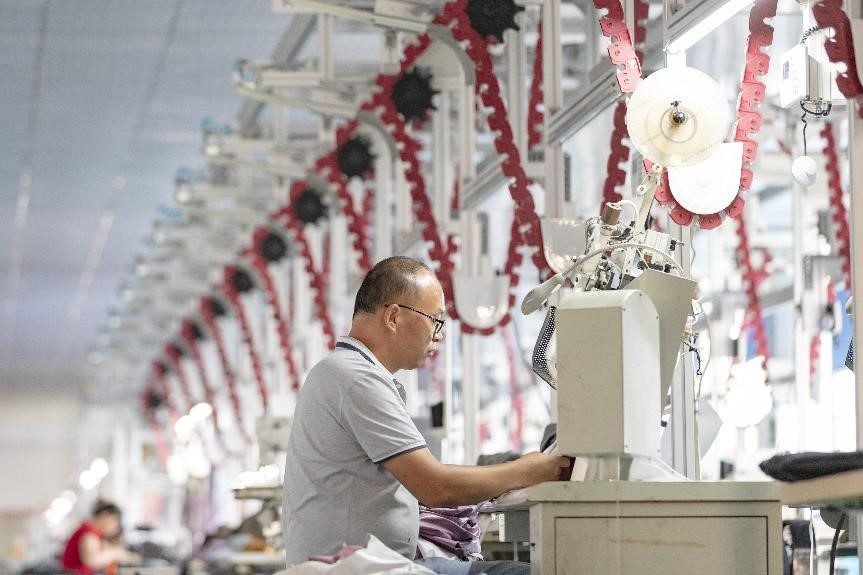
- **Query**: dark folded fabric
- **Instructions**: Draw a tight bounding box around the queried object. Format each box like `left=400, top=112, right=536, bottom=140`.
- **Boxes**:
left=759, top=451, right=863, bottom=482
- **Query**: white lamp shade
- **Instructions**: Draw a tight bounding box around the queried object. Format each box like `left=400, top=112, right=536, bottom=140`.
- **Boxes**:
left=540, top=218, right=587, bottom=274
left=453, top=274, right=511, bottom=329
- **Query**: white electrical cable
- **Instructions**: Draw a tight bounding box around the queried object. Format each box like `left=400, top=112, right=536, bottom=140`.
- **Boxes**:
left=606, top=199, right=639, bottom=223
left=575, top=242, right=686, bottom=276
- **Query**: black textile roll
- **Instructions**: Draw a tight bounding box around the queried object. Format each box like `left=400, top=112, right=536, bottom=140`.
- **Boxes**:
left=759, top=451, right=863, bottom=482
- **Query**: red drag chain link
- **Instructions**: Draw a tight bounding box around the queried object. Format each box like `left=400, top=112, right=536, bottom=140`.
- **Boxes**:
left=275, top=182, right=338, bottom=349
left=592, top=0, right=643, bottom=93
left=366, top=43, right=515, bottom=335
left=360, top=34, right=462, bottom=317
left=223, top=265, right=270, bottom=413
left=140, top=386, right=170, bottom=469
left=599, top=0, right=646, bottom=210
left=813, top=0, right=863, bottom=119
left=180, top=320, right=242, bottom=457
left=822, top=122, right=852, bottom=287
left=164, top=342, right=195, bottom=411
left=361, top=181, right=376, bottom=239
left=246, top=231, right=303, bottom=391
left=199, top=296, right=253, bottom=445
left=601, top=102, right=629, bottom=207
left=726, top=0, right=779, bottom=370
left=152, top=360, right=177, bottom=419
left=809, top=334, right=820, bottom=389
left=736, top=219, right=770, bottom=369
left=442, top=1, right=548, bottom=275
left=314, top=119, right=374, bottom=272
left=527, top=20, right=544, bottom=151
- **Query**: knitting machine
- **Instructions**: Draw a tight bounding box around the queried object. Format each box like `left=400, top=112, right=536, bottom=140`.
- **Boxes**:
left=520, top=66, right=757, bottom=479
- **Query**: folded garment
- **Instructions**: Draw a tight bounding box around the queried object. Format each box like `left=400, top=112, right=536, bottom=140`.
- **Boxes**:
left=417, top=505, right=481, bottom=561
left=759, top=451, right=863, bottom=482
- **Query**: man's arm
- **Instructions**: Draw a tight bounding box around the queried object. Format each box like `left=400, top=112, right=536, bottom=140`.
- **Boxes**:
left=383, top=448, right=569, bottom=507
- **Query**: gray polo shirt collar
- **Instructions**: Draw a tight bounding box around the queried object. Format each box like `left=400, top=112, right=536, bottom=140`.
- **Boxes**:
left=337, top=336, right=407, bottom=404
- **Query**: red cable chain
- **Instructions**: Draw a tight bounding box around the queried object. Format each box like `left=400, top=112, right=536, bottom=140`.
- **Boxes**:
left=199, top=296, right=254, bottom=445
left=736, top=221, right=770, bottom=369
left=140, top=386, right=170, bottom=470
left=503, top=320, right=524, bottom=451
left=526, top=20, right=544, bottom=151
left=592, top=0, right=643, bottom=94
left=246, top=232, right=303, bottom=391
left=259, top=0, right=547, bottom=338
left=601, top=102, right=629, bottom=207
left=599, top=0, right=647, bottom=210
left=152, top=360, right=177, bottom=419
left=262, top=36, right=430, bottom=346
left=809, top=334, right=820, bottom=388
left=314, top=119, right=374, bottom=272
left=323, top=227, right=332, bottom=279
left=180, top=320, right=242, bottom=457
left=275, top=182, right=338, bottom=349
left=164, top=343, right=195, bottom=411
left=821, top=122, right=852, bottom=287
left=358, top=1, right=548, bottom=335
left=359, top=33, right=462, bottom=317
left=442, top=1, right=549, bottom=276
left=813, top=0, right=863, bottom=120
left=361, top=181, right=376, bottom=237
left=223, top=265, right=270, bottom=413
left=727, top=0, right=779, bottom=371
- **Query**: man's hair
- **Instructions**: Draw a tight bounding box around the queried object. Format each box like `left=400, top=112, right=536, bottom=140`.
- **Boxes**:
left=353, top=256, right=431, bottom=317
left=92, top=500, right=122, bottom=518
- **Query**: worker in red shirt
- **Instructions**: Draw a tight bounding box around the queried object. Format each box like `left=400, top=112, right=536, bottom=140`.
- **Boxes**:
left=61, top=501, right=140, bottom=575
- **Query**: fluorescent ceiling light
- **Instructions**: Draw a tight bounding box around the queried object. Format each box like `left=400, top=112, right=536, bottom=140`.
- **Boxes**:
left=666, top=0, right=754, bottom=54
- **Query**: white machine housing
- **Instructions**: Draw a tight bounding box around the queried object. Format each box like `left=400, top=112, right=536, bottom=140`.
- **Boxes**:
left=779, top=34, right=840, bottom=110
left=556, top=289, right=661, bottom=458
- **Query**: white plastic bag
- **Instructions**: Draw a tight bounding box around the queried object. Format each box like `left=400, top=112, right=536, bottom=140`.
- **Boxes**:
left=278, top=535, right=437, bottom=575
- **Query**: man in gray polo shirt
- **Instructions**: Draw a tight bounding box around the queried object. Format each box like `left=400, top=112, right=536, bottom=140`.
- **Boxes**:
left=283, top=256, right=568, bottom=573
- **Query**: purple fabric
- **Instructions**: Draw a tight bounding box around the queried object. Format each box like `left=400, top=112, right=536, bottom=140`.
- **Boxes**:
left=308, top=542, right=364, bottom=564
left=417, top=505, right=481, bottom=561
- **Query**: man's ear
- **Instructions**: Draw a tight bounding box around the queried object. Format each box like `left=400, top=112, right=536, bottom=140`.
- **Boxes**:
left=382, top=304, right=399, bottom=333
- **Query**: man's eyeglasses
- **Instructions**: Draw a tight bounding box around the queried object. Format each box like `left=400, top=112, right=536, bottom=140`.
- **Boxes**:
left=389, top=303, right=445, bottom=336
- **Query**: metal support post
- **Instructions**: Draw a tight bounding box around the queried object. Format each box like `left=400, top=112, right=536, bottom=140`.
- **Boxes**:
left=792, top=121, right=810, bottom=452
left=459, top=83, right=476, bottom=182
left=542, top=0, right=565, bottom=217
left=669, top=222, right=698, bottom=478
left=443, top=324, right=455, bottom=463
left=462, top=333, right=480, bottom=465
left=460, top=212, right=482, bottom=464
left=372, top=130, right=394, bottom=261
left=432, top=91, right=452, bottom=226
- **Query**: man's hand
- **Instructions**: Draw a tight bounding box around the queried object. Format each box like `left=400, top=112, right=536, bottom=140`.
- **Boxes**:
left=512, top=451, right=572, bottom=487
